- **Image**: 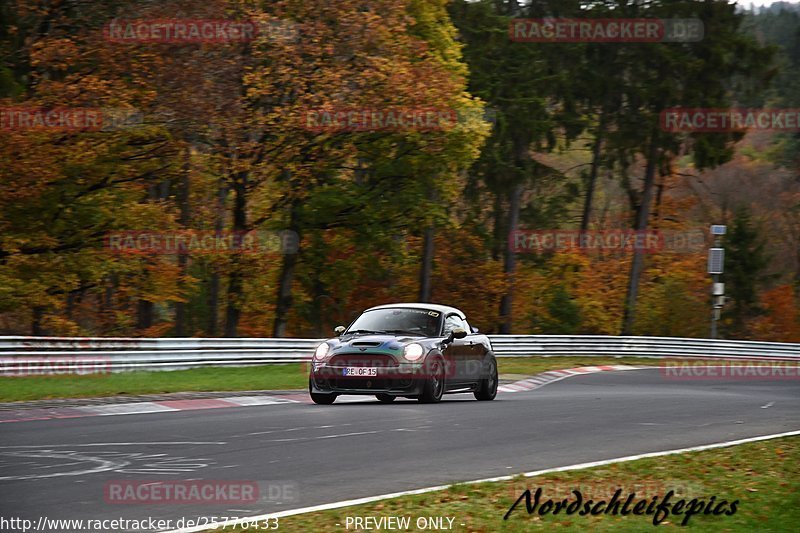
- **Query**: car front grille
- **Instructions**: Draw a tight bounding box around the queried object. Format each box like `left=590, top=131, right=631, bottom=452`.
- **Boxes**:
left=328, top=353, right=398, bottom=368
left=327, top=377, right=414, bottom=391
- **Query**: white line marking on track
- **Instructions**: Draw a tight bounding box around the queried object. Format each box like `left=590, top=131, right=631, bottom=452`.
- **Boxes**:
left=164, top=429, right=800, bottom=533
left=761, top=402, right=775, bottom=409
left=0, top=452, right=128, bottom=481
left=266, top=430, right=382, bottom=443
left=247, top=426, right=310, bottom=436
left=221, top=396, right=298, bottom=406
left=78, top=403, right=179, bottom=415
left=0, top=442, right=225, bottom=449
left=247, top=424, right=353, bottom=437
left=317, top=430, right=380, bottom=440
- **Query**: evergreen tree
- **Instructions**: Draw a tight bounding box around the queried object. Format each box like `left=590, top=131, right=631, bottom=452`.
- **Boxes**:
left=540, top=284, right=581, bottom=334
left=723, top=208, right=772, bottom=336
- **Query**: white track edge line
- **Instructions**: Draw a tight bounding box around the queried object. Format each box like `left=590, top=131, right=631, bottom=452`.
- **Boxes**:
left=501, top=365, right=652, bottom=393
left=165, top=429, right=800, bottom=533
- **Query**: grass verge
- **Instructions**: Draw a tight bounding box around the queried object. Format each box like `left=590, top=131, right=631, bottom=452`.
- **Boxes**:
left=0, top=364, right=307, bottom=402
left=246, top=435, right=799, bottom=532
left=0, top=356, right=661, bottom=403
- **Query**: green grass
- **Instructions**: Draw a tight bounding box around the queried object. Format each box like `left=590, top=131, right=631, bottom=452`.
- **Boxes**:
left=0, top=363, right=309, bottom=402
left=0, top=356, right=660, bottom=403
left=250, top=436, right=799, bottom=532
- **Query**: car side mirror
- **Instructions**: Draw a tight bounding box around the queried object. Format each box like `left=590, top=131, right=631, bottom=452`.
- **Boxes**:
left=472, top=326, right=479, bottom=333
left=443, top=327, right=467, bottom=345
left=334, top=325, right=346, bottom=336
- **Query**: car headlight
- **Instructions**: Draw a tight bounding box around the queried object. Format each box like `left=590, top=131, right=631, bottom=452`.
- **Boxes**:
left=403, top=343, right=424, bottom=361
left=314, top=343, right=330, bottom=361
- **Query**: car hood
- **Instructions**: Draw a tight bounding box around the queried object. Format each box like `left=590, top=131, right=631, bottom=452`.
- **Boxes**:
left=328, top=334, right=433, bottom=356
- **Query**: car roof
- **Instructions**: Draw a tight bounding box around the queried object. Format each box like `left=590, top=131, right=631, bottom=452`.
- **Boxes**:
left=365, top=303, right=466, bottom=319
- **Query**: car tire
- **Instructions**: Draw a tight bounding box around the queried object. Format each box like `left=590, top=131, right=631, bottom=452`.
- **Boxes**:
left=375, top=393, right=395, bottom=403
left=474, top=358, right=498, bottom=401
left=418, top=357, right=445, bottom=404
left=309, top=377, right=337, bottom=405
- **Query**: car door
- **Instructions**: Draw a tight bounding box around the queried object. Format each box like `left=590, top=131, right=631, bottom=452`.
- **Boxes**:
left=462, top=319, right=486, bottom=382
left=441, top=313, right=471, bottom=384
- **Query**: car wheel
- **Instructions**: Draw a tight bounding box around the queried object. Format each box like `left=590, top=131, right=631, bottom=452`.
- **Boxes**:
left=309, top=377, right=337, bottom=405
left=375, top=393, right=395, bottom=403
left=418, top=357, right=444, bottom=404
left=474, top=358, right=498, bottom=401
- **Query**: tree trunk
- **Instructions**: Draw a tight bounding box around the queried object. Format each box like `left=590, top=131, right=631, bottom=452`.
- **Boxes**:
left=310, top=240, right=327, bottom=337
left=621, top=132, right=660, bottom=335
left=418, top=184, right=438, bottom=302
left=499, top=182, right=522, bottom=334
left=206, top=181, right=227, bottom=336
left=174, top=149, right=191, bottom=336
left=418, top=225, right=435, bottom=302
left=136, top=300, right=154, bottom=330
left=499, top=129, right=529, bottom=334
left=224, top=272, right=242, bottom=337
left=31, top=306, right=44, bottom=335
left=580, top=107, right=608, bottom=232
left=795, top=237, right=800, bottom=287
left=102, top=275, right=115, bottom=319
left=491, top=191, right=504, bottom=262
left=273, top=201, right=300, bottom=338
left=207, top=273, right=220, bottom=336
left=136, top=183, right=165, bottom=332
left=224, top=171, right=248, bottom=337
left=66, top=291, right=75, bottom=322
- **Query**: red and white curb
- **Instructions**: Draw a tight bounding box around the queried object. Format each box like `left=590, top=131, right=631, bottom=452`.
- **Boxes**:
left=498, top=364, right=646, bottom=393
left=0, top=365, right=647, bottom=423
left=0, top=393, right=384, bottom=424
left=0, top=395, right=301, bottom=424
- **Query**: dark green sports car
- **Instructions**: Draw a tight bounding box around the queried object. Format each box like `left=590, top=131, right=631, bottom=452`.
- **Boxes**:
left=308, top=303, right=497, bottom=404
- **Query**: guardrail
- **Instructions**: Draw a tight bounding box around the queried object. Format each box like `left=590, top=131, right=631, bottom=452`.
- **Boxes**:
left=0, top=337, right=321, bottom=373
left=489, top=335, right=800, bottom=360
left=0, top=335, right=798, bottom=373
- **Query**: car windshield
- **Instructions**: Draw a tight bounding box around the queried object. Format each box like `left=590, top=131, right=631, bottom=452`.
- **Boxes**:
left=346, top=308, right=442, bottom=337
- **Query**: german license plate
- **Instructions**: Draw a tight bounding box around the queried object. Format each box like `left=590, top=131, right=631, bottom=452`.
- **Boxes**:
left=342, top=367, right=377, bottom=377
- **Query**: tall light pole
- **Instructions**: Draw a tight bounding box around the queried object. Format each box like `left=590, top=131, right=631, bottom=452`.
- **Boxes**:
left=708, top=225, right=726, bottom=339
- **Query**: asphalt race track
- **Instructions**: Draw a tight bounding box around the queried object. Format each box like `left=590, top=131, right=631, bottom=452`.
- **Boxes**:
left=1, top=368, right=798, bottom=531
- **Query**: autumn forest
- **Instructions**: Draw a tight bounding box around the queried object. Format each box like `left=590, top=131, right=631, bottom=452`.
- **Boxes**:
left=0, top=0, right=798, bottom=340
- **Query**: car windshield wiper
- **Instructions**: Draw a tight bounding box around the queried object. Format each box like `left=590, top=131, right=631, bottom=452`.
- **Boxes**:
left=346, top=329, right=381, bottom=335
left=383, top=329, right=424, bottom=336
